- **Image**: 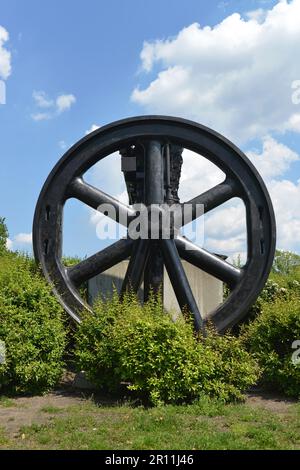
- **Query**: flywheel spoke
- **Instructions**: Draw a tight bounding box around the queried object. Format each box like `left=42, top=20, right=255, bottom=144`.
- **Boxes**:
left=175, top=235, right=242, bottom=289
left=67, top=238, right=134, bottom=286
left=120, top=239, right=150, bottom=297
left=68, top=177, right=135, bottom=226
left=181, top=178, right=238, bottom=226
left=160, top=239, right=204, bottom=333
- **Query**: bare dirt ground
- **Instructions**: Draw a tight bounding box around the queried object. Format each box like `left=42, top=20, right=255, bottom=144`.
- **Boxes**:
left=246, top=391, right=297, bottom=414
left=0, top=391, right=84, bottom=436
left=0, top=372, right=297, bottom=440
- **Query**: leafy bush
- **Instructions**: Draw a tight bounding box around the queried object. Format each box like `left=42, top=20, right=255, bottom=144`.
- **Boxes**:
left=272, top=250, right=300, bottom=275
left=0, top=252, right=66, bottom=394
left=286, top=279, right=300, bottom=297
left=75, top=294, right=259, bottom=405
left=241, top=297, right=300, bottom=398
left=240, top=279, right=291, bottom=327
left=259, top=279, right=288, bottom=303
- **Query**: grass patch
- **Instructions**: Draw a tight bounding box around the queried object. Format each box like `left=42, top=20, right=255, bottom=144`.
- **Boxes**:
left=0, top=396, right=15, bottom=408
left=1, top=397, right=299, bottom=450
left=0, top=427, right=8, bottom=446
left=40, top=405, right=63, bottom=414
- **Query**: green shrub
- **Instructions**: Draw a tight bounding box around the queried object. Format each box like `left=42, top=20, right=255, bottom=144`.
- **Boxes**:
left=231, top=250, right=300, bottom=326
left=272, top=250, right=300, bottom=275
left=75, top=294, right=259, bottom=405
left=241, top=297, right=300, bottom=398
left=259, top=279, right=288, bottom=303
left=0, top=252, right=66, bottom=394
left=241, top=279, right=290, bottom=327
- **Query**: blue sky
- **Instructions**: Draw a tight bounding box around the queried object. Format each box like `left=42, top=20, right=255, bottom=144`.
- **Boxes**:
left=1, top=0, right=300, bottom=260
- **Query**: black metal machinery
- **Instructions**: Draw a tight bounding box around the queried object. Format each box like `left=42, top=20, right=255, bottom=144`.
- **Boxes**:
left=33, top=116, right=276, bottom=334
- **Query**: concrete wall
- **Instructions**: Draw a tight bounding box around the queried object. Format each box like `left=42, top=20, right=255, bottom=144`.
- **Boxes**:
left=88, top=260, right=223, bottom=319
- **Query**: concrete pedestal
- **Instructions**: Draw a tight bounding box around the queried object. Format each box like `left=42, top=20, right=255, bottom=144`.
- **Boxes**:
left=88, top=260, right=223, bottom=318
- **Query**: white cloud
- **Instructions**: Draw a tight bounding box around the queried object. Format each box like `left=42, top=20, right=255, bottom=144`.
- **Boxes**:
left=32, top=90, right=54, bottom=108
left=56, top=94, right=76, bottom=113
left=14, top=232, right=32, bottom=244
left=248, top=137, right=300, bottom=253
left=7, top=232, right=32, bottom=251
left=85, top=124, right=100, bottom=135
left=0, top=26, right=11, bottom=80
left=268, top=178, right=300, bottom=252
left=206, top=235, right=247, bottom=263
left=5, top=238, right=13, bottom=250
left=292, top=80, right=300, bottom=105
left=31, top=91, right=76, bottom=120
left=31, top=112, right=52, bottom=121
left=247, top=135, right=299, bottom=180
left=245, top=8, right=267, bottom=23
left=204, top=201, right=245, bottom=241
left=286, top=113, right=300, bottom=132
left=85, top=152, right=123, bottom=193
left=179, top=149, right=225, bottom=202
left=132, top=0, right=300, bottom=143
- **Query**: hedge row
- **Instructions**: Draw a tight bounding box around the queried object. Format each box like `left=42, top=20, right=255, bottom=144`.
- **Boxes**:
left=0, top=235, right=299, bottom=400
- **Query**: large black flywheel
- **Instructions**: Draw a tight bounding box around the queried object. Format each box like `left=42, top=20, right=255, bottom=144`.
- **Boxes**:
left=33, top=116, right=276, bottom=334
